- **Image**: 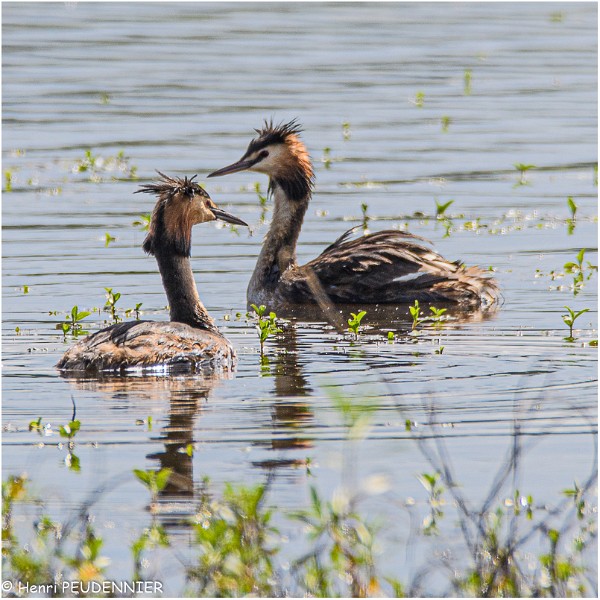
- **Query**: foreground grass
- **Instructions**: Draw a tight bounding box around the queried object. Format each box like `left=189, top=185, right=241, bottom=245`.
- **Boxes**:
left=3, top=391, right=597, bottom=598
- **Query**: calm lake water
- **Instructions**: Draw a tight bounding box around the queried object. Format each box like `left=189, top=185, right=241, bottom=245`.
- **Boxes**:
left=2, top=2, right=597, bottom=596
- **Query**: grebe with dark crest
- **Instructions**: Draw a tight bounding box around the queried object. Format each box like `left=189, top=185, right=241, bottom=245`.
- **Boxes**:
left=208, top=120, right=499, bottom=311
left=57, top=172, right=247, bottom=373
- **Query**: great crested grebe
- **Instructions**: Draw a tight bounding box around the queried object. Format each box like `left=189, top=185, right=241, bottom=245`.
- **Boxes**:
left=57, top=172, right=248, bottom=373
left=208, top=120, right=499, bottom=310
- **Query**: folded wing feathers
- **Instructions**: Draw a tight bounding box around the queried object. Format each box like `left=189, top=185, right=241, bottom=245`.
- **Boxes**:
left=295, top=229, right=498, bottom=305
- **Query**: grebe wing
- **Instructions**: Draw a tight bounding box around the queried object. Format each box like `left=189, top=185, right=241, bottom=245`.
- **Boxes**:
left=285, top=229, right=497, bottom=305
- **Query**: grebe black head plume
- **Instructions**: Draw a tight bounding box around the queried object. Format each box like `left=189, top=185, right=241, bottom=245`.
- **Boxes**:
left=246, top=118, right=304, bottom=154
left=136, top=171, right=207, bottom=201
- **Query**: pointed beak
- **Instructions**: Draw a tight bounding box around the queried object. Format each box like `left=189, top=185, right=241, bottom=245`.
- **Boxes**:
left=207, top=157, right=255, bottom=178
left=209, top=206, right=248, bottom=227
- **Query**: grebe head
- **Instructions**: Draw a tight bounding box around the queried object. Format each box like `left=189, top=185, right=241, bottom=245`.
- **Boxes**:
left=137, top=171, right=247, bottom=257
left=208, top=119, right=314, bottom=201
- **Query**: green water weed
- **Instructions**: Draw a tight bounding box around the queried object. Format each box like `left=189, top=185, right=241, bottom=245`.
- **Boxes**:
left=567, top=196, right=578, bottom=220
left=74, top=148, right=137, bottom=181
left=187, top=481, right=278, bottom=597
left=435, top=199, right=454, bottom=218
left=564, top=248, right=597, bottom=294
left=514, top=163, right=535, bottom=186
left=342, top=121, right=351, bottom=140
left=347, top=310, right=367, bottom=338
left=464, top=69, right=472, bottom=95
left=563, top=482, right=586, bottom=521
left=28, top=417, right=44, bottom=433
left=134, top=468, right=172, bottom=507
left=251, top=304, right=282, bottom=359
left=409, top=300, right=424, bottom=329
left=429, top=306, right=447, bottom=327
left=290, top=483, right=383, bottom=597
left=562, top=306, right=590, bottom=342
left=104, top=287, right=121, bottom=323
left=124, top=302, right=143, bottom=320
left=441, top=115, right=452, bottom=132
left=418, top=472, right=445, bottom=535
left=361, top=202, right=370, bottom=230
left=131, top=522, right=169, bottom=582
left=59, top=417, right=81, bottom=471
left=58, top=306, right=91, bottom=339
left=132, top=213, right=151, bottom=231
left=322, top=147, right=332, bottom=169
left=566, top=197, right=578, bottom=234
left=254, top=181, right=268, bottom=218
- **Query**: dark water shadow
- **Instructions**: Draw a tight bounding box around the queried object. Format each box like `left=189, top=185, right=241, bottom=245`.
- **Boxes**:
left=251, top=322, right=315, bottom=471
left=59, top=372, right=228, bottom=522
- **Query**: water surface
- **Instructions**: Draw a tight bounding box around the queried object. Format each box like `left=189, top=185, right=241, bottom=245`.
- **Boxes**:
left=2, top=2, right=597, bottom=595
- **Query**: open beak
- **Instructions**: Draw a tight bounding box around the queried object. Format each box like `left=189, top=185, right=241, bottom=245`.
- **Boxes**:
left=207, top=157, right=255, bottom=178
left=210, top=206, right=248, bottom=227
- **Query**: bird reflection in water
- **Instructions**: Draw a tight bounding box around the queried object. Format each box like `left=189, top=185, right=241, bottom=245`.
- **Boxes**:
left=251, top=322, right=315, bottom=471
left=60, top=371, right=227, bottom=522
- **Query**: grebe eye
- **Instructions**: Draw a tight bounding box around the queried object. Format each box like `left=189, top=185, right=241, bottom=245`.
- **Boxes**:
left=259, top=150, right=269, bottom=159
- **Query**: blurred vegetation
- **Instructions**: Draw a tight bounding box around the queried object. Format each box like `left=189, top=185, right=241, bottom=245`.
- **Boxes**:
left=3, top=385, right=596, bottom=598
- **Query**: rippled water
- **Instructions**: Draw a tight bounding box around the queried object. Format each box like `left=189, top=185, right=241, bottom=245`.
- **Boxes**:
left=2, top=2, right=597, bottom=595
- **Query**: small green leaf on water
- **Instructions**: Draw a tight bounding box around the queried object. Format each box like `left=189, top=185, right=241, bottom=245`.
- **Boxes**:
left=342, top=121, right=351, bottom=140
left=435, top=199, right=454, bottom=217
left=464, top=69, right=472, bottom=95
left=66, top=452, right=81, bottom=472
left=59, top=420, right=81, bottom=438
left=155, top=468, right=172, bottom=492
left=347, top=310, right=367, bottom=337
left=29, top=417, right=43, bottom=431
left=133, top=213, right=151, bottom=231
left=105, top=232, right=116, bottom=247
left=547, top=528, right=560, bottom=545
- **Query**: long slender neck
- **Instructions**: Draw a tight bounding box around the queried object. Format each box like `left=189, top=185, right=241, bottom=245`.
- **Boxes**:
left=251, top=183, right=309, bottom=289
left=154, top=248, right=217, bottom=332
